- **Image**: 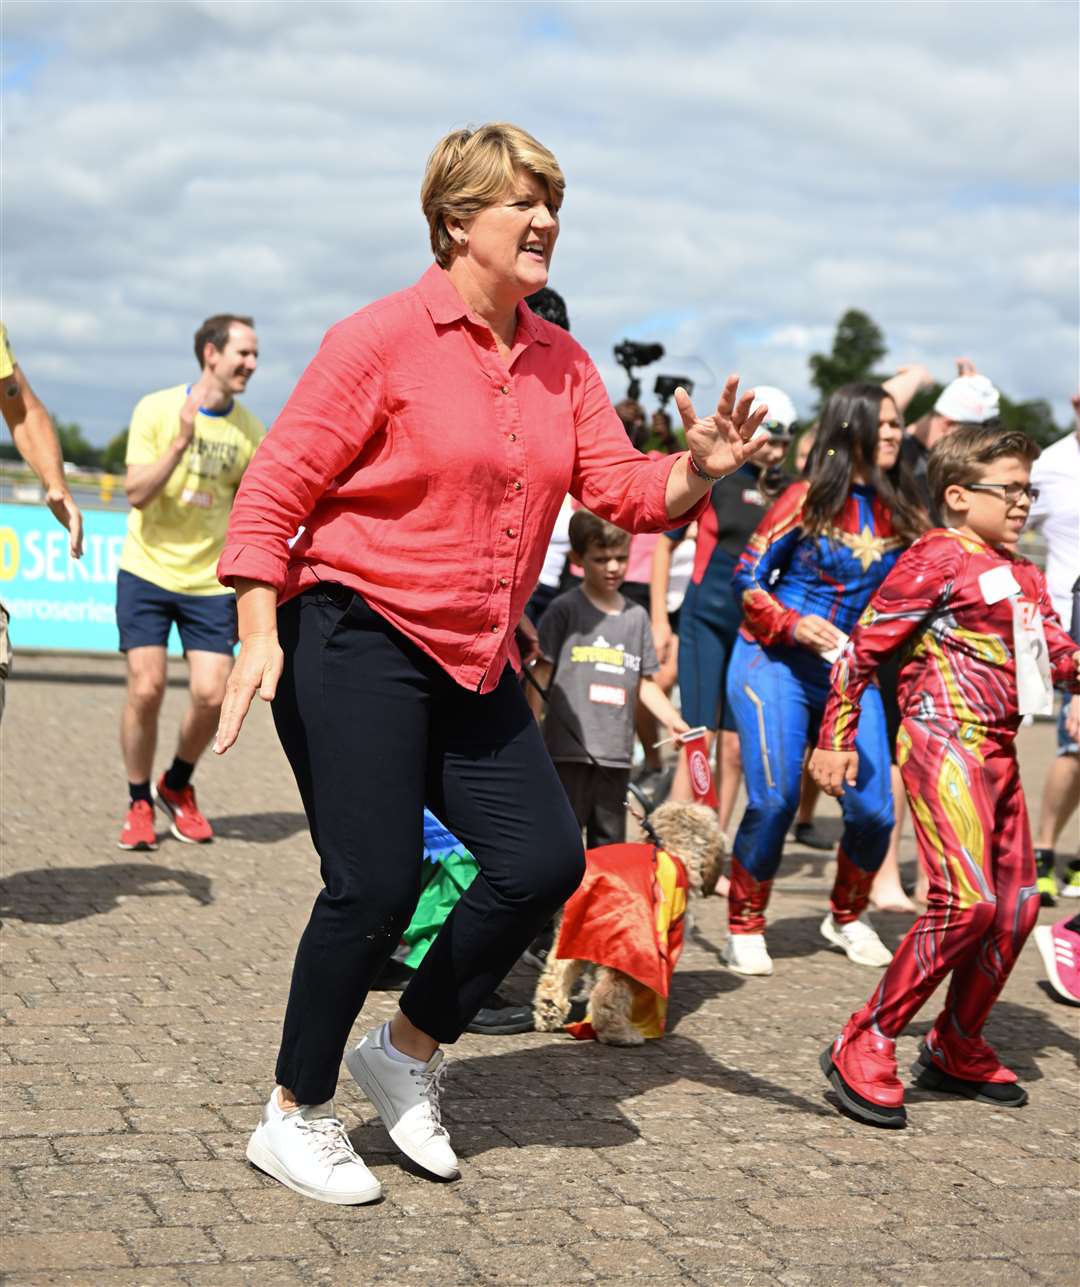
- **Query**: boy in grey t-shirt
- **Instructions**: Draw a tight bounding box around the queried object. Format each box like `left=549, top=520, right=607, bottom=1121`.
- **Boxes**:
left=531, top=511, right=688, bottom=847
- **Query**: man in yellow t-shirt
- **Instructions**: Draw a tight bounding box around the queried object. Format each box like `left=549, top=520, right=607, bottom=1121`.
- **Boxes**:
left=117, top=314, right=263, bottom=852
left=0, top=323, right=84, bottom=720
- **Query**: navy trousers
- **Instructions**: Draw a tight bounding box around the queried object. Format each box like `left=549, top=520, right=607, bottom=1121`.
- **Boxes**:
left=271, top=585, right=585, bottom=1104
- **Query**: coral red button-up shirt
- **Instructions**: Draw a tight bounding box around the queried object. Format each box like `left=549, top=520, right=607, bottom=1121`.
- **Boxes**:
left=218, top=264, right=707, bottom=693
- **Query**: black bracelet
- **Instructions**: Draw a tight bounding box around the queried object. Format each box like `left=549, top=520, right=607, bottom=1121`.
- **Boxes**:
left=687, top=451, right=724, bottom=484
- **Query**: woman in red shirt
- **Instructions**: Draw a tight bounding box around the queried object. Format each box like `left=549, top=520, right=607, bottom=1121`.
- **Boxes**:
left=213, top=122, right=767, bottom=1207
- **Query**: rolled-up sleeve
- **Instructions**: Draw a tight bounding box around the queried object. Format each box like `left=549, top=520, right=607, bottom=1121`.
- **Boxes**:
left=217, top=316, right=387, bottom=589
left=568, top=357, right=709, bottom=533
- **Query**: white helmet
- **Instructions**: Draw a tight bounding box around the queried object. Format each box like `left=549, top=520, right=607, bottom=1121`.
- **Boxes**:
left=749, top=385, right=798, bottom=435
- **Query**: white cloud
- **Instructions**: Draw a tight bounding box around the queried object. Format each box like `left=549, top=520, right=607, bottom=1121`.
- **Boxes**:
left=4, top=0, right=1077, bottom=443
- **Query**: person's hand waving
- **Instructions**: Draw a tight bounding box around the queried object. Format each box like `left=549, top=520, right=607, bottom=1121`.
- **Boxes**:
left=675, top=375, right=771, bottom=481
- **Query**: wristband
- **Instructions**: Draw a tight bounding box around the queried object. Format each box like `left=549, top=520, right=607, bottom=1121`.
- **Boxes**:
left=687, top=451, right=724, bottom=484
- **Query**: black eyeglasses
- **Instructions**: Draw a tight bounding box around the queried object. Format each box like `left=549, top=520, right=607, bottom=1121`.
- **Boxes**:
left=963, top=481, right=1040, bottom=505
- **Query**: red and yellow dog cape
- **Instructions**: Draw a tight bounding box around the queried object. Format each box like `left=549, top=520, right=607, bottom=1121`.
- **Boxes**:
left=555, top=842, right=690, bottom=1041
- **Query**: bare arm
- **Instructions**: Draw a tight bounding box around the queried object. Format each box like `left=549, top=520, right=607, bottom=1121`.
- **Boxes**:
left=650, top=535, right=677, bottom=663
left=882, top=364, right=934, bottom=415
left=526, top=659, right=553, bottom=724
left=1, top=363, right=83, bottom=557
left=125, top=377, right=214, bottom=509
left=637, top=675, right=688, bottom=737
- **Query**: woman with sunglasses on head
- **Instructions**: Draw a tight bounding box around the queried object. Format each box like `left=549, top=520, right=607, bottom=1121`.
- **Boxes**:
left=210, top=122, right=769, bottom=1207
left=721, top=383, right=927, bottom=977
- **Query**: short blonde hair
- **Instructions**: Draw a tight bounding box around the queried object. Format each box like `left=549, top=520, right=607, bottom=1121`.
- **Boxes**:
left=421, top=123, right=565, bottom=269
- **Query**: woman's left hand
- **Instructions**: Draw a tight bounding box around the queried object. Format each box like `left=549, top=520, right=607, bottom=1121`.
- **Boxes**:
left=675, top=375, right=771, bottom=479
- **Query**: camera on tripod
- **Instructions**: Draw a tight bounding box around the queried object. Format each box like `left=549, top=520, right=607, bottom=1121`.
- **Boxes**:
left=654, top=374, right=693, bottom=408
left=614, top=339, right=664, bottom=402
left=613, top=340, right=693, bottom=411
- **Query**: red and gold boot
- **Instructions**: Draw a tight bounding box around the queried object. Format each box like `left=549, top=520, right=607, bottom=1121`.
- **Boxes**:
left=914, top=1023, right=1028, bottom=1107
left=820, top=1019, right=907, bottom=1128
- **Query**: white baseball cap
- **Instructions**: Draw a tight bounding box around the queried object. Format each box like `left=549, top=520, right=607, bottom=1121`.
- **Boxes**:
left=749, top=385, right=798, bottom=435
left=934, top=375, right=1000, bottom=424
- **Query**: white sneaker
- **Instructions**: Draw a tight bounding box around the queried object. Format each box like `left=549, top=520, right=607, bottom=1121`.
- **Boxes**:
left=721, top=933, right=774, bottom=976
left=245, top=1094, right=382, bottom=1205
left=820, top=913, right=893, bottom=967
left=345, top=1023, right=459, bottom=1180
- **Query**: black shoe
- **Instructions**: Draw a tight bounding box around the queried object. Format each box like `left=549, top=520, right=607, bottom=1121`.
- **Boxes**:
left=1035, top=848, right=1058, bottom=907
left=793, top=822, right=833, bottom=851
left=465, top=993, right=534, bottom=1035
left=369, top=957, right=414, bottom=991
left=912, top=1048, right=1029, bottom=1108
left=521, top=927, right=555, bottom=971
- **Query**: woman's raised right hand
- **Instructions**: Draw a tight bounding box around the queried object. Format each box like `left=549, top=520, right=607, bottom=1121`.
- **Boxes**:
left=214, top=631, right=284, bottom=754
left=793, top=614, right=845, bottom=656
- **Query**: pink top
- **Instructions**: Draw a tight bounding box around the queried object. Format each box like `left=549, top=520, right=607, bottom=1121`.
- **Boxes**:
left=218, top=265, right=707, bottom=693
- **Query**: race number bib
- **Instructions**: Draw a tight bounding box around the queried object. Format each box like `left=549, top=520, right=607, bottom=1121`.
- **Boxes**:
left=1012, top=597, right=1053, bottom=717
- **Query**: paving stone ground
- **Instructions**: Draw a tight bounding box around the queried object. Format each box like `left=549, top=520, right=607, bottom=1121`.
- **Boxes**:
left=2, top=652, right=1078, bottom=1286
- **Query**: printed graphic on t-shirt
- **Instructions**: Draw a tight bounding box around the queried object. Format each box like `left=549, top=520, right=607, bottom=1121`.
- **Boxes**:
left=187, top=435, right=241, bottom=480
left=570, top=634, right=644, bottom=676
left=589, top=683, right=627, bottom=707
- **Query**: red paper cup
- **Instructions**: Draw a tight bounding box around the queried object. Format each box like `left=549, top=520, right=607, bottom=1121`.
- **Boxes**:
left=679, top=726, right=717, bottom=808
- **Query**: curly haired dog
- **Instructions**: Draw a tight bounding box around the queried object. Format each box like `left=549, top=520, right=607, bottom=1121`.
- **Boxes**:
left=533, top=800, right=724, bottom=1046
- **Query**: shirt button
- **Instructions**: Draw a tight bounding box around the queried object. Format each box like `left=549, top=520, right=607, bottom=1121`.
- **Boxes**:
left=508, top=433, right=517, bottom=442
left=506, top=527, right=517, bottom=538
left=513, top=481, right=522, bottom=491
left=490, top=624, right=499, bottom=633
left=498, top=577, right=509, bottom=587
left=500, top=385, right=511, bottom=395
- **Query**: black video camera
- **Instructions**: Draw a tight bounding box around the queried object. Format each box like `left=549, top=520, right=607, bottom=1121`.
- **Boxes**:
left=614, top=339, right=664, bottom=401
left=654, top=375, right=693, bottom=408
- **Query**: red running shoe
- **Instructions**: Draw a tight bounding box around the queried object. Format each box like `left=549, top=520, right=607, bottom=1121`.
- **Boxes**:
left=153, top=775, right=213, bottom=844
left=914, top=1025, right=1027, bottom=1107
left=820, top=1023, right=906, bottom=1128
left=118, top=799, right=157, bottom=851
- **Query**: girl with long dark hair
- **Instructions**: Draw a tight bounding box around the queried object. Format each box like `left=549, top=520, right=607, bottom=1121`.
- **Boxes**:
left=721, top=383, right=924, bottom=977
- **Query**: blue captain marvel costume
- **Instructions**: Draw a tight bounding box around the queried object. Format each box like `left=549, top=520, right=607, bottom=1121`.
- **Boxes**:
left=725, top=479, right=906, bottom=935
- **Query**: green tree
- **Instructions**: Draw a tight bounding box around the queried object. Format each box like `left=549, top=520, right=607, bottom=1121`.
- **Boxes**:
left=100, top=428, right=129, bottom=475
left=52, top=417, right=101, bottom=468
left=808, top=309, right=888, bottom=407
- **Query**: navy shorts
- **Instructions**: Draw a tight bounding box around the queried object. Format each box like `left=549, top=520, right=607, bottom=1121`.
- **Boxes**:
left=116, top=570, right=237, bottom=655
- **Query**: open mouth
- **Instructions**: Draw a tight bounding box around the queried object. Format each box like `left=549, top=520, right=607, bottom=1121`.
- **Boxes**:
left=520, top=241, right=546, bottom=262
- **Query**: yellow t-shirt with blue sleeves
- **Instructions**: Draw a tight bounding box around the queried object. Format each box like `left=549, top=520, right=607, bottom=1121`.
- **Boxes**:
left=0, top=323, right=16, bottom=381
left=120, top=385, right=264, bottom=596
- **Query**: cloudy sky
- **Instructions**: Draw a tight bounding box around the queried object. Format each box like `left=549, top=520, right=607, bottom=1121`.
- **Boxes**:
left=4, top=0, right=1077, bottom=445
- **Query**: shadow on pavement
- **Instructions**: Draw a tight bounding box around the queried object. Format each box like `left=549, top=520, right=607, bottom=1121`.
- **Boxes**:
left=0, top=863, right=213, bottom=924
left=9, top=670, right=188, bottom=688
left=665, top=966, right=746, bottom=1031
left=439, top=1030, right=834, bottom=1159
left=764, top=909, right=914, bottom=962
left=207, top=812, right=309, bottom=842
left=902, top=997, right=1079, bottom=1091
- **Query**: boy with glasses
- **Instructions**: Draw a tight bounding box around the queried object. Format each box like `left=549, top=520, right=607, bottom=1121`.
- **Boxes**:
left=810, top=425, right=1080, bottom=1127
